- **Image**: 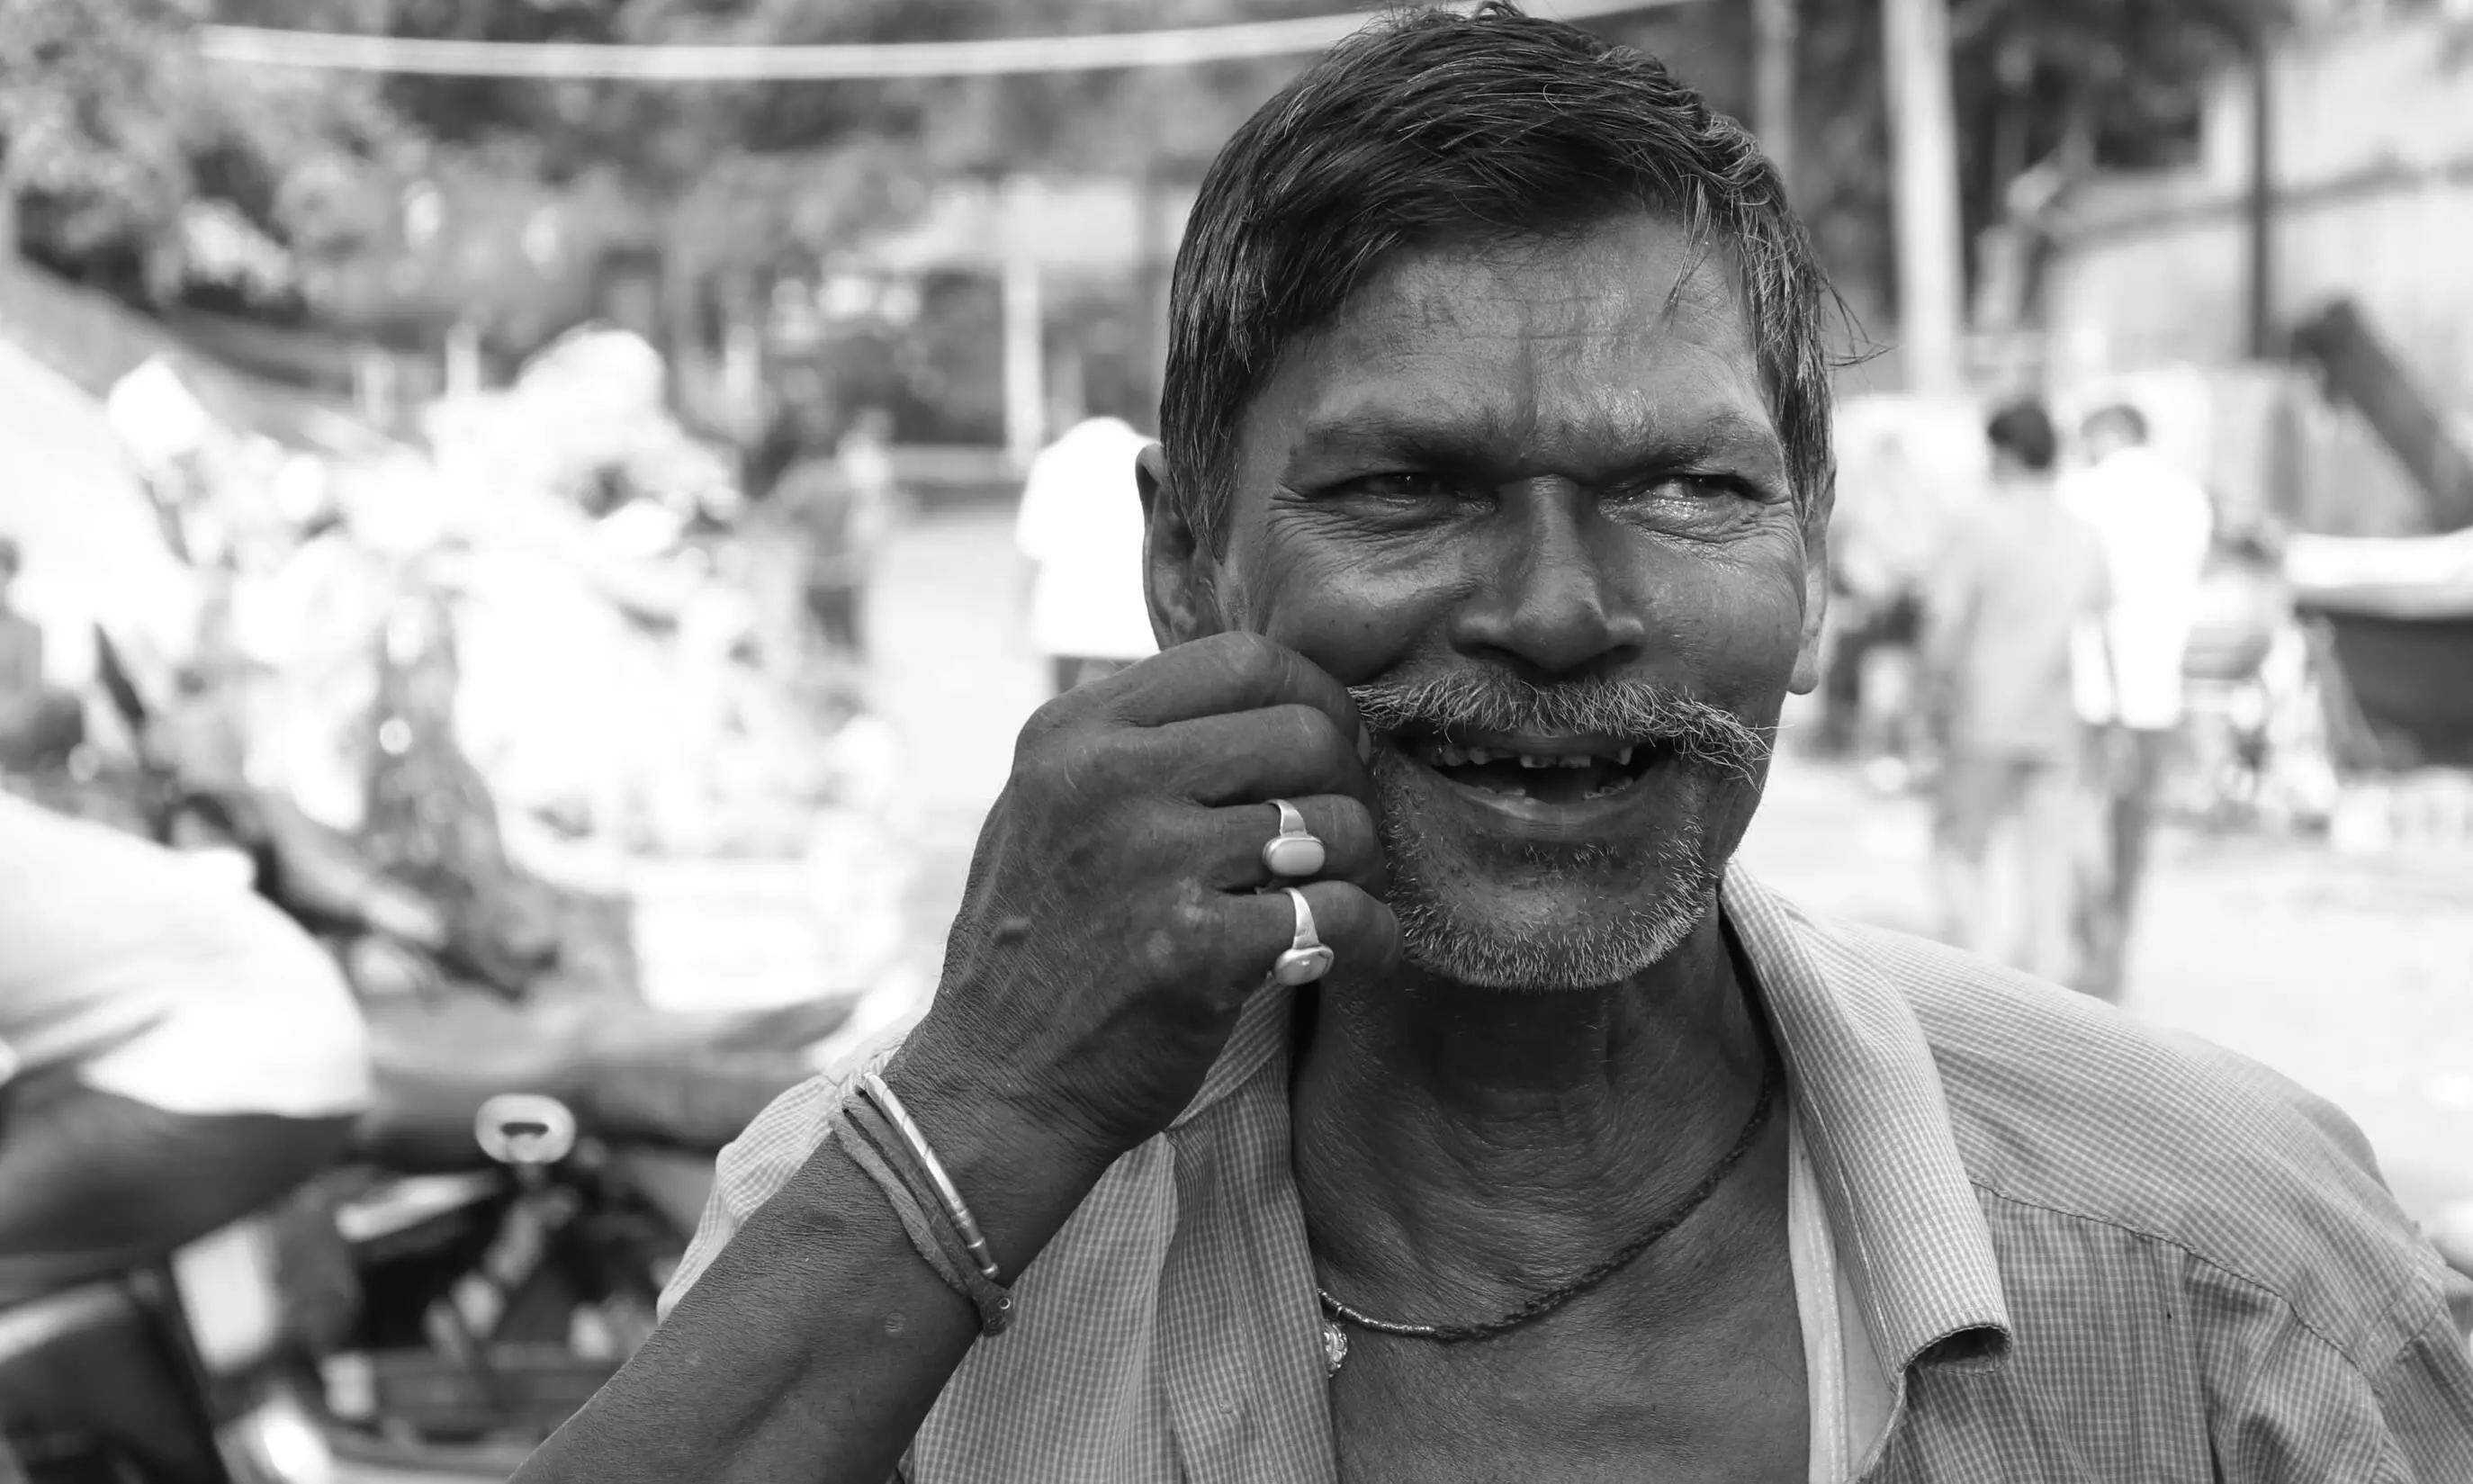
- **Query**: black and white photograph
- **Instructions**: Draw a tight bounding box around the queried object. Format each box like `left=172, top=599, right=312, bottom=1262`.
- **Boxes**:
left=2, top=0, right=2471, bottom=1479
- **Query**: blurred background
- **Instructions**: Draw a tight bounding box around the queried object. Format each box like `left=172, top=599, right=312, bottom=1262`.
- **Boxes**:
left=1, top=0, right=2470, bottom=1478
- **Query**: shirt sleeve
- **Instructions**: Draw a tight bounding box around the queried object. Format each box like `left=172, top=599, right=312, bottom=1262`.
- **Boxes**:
left=656, top=1036, right=906, bottom=1323
left=2368, top=1306, right=2473, bottom=1481
left=2211, top=1284, right=2473, bottom=1482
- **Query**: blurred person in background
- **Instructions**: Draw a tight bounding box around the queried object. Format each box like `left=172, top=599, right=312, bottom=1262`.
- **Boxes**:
left=746, top=364, right=837, bottom=506
left=776, top=406, right=898, bottom=660
left=1818, top=429, right=1936, bottom=786
left=1013, top=411, right=1159, bottom=694
left=2062, top=402, right=2216, bottom=998
left=1922, top=400, right=2114, bottom=987
left=0, top=536, right=86, bottom=776
left=0, top=788, right=371, bottom=1305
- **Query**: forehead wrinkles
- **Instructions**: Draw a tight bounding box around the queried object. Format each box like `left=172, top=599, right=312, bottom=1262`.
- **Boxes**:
left=1333, top=231, right=1757, bottom=384
left=1273, top=231, right=1770, bottom=458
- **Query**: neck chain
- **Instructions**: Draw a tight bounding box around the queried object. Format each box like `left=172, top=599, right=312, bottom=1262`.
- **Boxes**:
left=1313, top=1048, right=1777, bottom=1378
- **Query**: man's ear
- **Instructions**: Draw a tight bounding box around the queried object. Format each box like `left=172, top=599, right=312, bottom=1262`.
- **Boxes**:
left=1788, top=468, right=1836, bottom=697
left=1138, top=443, right=1225, bottom=646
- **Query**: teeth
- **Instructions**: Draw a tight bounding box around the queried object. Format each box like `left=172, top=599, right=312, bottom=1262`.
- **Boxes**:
left=1427, top=742, right=1644, bottom=772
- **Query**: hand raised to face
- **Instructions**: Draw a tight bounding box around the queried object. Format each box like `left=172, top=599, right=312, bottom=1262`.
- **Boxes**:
left=901, top=631, right=1401, bottom=1160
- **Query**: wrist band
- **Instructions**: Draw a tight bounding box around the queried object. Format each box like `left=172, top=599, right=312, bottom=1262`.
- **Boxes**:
left=839, top=1075, right=1015, bottom=1336
left=837, top=1103, right=1014, bottom=1336
left=860, top=1073, right=1002, bottom=1282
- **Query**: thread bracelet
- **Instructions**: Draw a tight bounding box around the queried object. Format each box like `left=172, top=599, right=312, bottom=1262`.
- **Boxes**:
left=848, top=1072, right=1014, bottom=1335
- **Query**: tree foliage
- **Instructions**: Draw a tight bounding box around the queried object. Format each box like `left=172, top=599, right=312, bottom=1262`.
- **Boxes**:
left=10, top=0, right=2297, bottom=343
left=0, top=0, right=408, bottom=307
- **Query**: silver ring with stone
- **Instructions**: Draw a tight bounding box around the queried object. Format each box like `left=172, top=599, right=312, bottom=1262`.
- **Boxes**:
left=1260, top=798, right=1328, bottom=878
left=1267, top=886, right=1336, bottom=987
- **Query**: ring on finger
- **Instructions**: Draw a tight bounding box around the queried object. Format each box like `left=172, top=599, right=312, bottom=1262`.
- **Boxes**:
left=1261, top=797, right=1328, bottom=878
left=1267, top=886, right=1336, bottom=988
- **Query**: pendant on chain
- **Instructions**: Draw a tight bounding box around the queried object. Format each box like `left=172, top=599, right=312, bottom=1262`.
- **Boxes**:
left=1320, top=1318, right=1349, bottom=1377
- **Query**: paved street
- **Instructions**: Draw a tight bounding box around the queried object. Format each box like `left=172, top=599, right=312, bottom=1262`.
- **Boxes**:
left=868, top=507, right=2473, bottom=1221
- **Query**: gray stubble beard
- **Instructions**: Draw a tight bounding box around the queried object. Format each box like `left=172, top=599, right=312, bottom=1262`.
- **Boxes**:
left=1368, top=751, right=1726, bottom=993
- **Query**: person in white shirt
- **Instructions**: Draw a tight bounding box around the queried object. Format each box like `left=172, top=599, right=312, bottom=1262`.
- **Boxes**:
left=1012, top=416, right=1160, bottom=696
left=2059, top=402, right=2216, bottom=996
left=0, top=793, right=372, bottom=1303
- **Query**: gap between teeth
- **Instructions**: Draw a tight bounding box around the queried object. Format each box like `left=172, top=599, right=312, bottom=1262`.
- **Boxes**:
left=1426, top=745, right=1636, bottom=768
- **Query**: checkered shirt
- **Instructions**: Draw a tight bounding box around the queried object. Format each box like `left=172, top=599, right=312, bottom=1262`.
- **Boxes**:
left=663, top=868, right=2473, bottom=1480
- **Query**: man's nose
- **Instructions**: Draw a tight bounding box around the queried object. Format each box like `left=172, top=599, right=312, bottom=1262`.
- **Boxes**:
left=1448, top=483, right=1650, bottom=678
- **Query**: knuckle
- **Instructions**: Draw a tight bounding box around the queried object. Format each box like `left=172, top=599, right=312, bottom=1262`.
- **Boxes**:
left=1133, top=889, right=1215, bottom=985
left=1277, top=702, right=1345, bottom=756
left=1324, top=796, right=1380, bottom=854
left=1014, top=696, right=1091, bottom=775
left=1209, top=630, right=1282, bottom=685
left=1129, top=923, right=1183, bottom=986
left=1027, top=728, right=1138, bottom=806
left=1020, top=688, right=1084, bottom=743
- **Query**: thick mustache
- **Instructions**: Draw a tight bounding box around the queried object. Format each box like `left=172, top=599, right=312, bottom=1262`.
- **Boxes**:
left=1348, top=671, right=1771, bottom=782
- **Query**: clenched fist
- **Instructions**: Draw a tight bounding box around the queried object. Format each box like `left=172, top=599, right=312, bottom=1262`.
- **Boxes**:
left=895, top=633, right=1402, bottom=1165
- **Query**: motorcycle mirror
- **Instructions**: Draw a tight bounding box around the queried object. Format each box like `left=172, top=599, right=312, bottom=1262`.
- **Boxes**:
left=474, top=1093, right=579, bottom=1167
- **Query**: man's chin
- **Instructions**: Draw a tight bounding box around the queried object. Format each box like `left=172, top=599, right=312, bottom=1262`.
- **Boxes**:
left=1366, top=748, right=1731, bottom=991
left=1389, top=875, right=1722, bottom=992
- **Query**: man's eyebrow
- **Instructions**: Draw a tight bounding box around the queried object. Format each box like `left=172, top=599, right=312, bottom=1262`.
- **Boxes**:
left=1284, top=404, right=1785, bottom=472
left=1641, top=408, right=1786, bottom=467
left=1285, top=407, right=1519, bottom=465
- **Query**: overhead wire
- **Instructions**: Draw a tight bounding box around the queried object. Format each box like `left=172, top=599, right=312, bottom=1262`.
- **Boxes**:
left=194, top=0, right=1691, bottom=80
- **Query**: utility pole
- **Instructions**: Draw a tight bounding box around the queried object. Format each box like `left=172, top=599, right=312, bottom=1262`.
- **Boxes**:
left=2244, top=37, right=2277, bottom=359
left=1751, top=0, right=1798, bottom=199
left=1136, top=166, right=1173, bottom=430
left=1881, top=0, right=1967, bottom=393
left=1002, top=247, right=1047, bottom=471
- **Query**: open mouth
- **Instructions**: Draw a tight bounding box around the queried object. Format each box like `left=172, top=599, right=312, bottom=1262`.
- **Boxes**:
left=1402, top=731, right=1664, bottom=805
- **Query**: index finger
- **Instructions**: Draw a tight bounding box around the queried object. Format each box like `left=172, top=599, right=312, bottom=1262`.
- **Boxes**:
left=1102, top=633, right=1365, bottom=753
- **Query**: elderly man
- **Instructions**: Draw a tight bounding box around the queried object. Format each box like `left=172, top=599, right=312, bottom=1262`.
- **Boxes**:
left=517, top=8, right=2473, bottom=1481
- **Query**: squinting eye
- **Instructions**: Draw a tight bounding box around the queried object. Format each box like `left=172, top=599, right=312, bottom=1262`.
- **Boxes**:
left=1622, top=475, right=1750, bottom=507
left=1659, top=476, right=1738, bottom=499
left=1343, top=471, right=1459, bottom=502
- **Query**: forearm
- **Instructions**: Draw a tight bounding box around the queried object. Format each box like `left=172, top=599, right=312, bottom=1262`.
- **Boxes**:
left=513, top=1060, right=1116, bottom=1483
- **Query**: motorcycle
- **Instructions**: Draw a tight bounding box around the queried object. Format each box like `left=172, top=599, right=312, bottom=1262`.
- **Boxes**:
left=0, top=630, right=859, bottom=1471
left=0, top=1209, right=344, bottom=1483
left=310, top=995, right=851, bottom=1458
left=316, top=1095, right=684, bottom=1465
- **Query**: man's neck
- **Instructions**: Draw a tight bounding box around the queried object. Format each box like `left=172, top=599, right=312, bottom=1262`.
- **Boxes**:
left=1290, top=909, right=1772, bottom=1315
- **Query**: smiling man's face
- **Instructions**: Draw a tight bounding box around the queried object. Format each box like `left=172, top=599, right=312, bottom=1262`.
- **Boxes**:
left=1153, top=211, right=1828, bottom=990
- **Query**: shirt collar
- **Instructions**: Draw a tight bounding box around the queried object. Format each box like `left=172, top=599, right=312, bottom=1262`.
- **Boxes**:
left=1723, top=868, right=2014, bottom=1374
left=1174, top=867, right=2015, bottom=1378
